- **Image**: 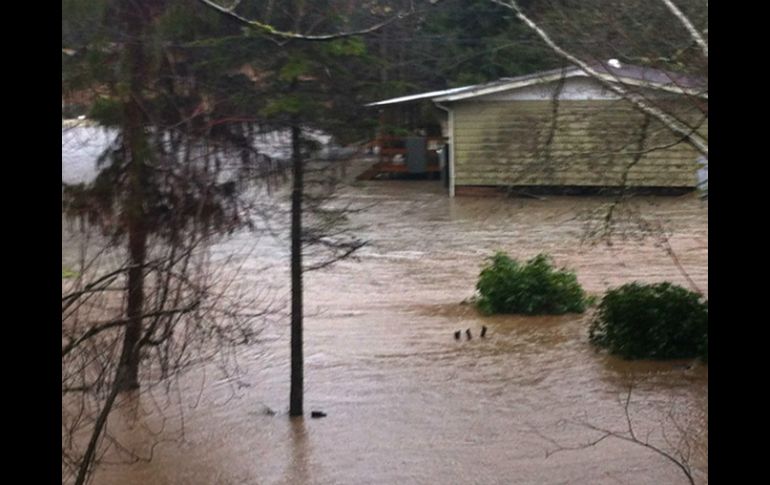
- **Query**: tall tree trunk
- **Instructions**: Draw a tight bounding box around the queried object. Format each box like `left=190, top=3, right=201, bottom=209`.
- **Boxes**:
left=289, top=116, right=304, bottom=417
left=116, top=0, right=149, bottom=392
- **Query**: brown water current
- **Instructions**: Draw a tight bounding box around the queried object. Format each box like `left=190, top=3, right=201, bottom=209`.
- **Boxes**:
left=78, top=177, right=708, bottom=485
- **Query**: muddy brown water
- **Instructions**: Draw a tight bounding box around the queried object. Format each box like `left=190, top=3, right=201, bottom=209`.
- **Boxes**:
left=70, top=177, right=707, bottom=485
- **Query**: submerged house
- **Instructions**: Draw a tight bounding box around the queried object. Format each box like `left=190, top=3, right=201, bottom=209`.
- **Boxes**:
left=366, top=62, right=707, bottom=196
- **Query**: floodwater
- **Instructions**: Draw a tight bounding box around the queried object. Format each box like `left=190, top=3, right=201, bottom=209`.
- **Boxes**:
left=66, top=163, right=708, bottom=485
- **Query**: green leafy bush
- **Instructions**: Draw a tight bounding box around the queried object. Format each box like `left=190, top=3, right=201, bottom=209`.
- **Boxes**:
left=476, top=252, right=590, bottom=315
left=589, top=282, right=708, bottom=360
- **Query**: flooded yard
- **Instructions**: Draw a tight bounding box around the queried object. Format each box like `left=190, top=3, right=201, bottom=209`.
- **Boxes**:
left=66, top=174, right=708, bottom=485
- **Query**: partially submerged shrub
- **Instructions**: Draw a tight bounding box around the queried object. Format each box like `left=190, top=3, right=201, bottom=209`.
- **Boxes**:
left=589, top=282, right=708, bottom=360
left=476, top=252, right=590, bottom=315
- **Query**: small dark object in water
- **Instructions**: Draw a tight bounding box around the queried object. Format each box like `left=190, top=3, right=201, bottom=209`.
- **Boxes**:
left=466, top=329, right=472, bottom=340
left=480, top=325, right=488, bottom=338
left=454, top=330, right=461, bottom=340
left=311, top=411, right=327, bottom=418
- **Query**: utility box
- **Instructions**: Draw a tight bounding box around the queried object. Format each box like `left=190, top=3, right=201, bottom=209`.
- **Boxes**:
left=405, top=137, right=427, bottom=174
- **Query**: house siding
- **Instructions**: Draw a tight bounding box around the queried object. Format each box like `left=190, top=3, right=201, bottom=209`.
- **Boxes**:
left=452, top=99, right=707, bottom=189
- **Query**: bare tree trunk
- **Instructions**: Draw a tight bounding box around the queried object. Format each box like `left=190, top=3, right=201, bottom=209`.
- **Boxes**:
left=74, top=384, right=122, bottom=485
left=289, top=115, right=304, bottom=417
left=116, top=0, right=149, bottom=393
left=116, top=221, right=146, bottom=391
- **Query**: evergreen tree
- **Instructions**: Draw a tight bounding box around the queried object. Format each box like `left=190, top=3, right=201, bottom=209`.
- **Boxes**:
left=63, top=1, right=290, bottom=480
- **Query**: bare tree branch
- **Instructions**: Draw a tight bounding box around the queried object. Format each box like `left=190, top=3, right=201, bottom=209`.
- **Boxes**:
left=196, top=0, right=415, bottom=42
left=659, top=0, right=708, bottom=58
left=74, top=383, right=121, bottom=485
left=63, top=302, right=201, bottom=358
left=538, top=385, right=700, bottom=485
left=490, top=0, right=708, bottom=158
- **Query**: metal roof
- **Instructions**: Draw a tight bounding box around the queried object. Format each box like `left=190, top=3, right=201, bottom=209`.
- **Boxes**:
left=364, top=85, right=480, bottom=107
left=366, top=63, right=707, bottom=107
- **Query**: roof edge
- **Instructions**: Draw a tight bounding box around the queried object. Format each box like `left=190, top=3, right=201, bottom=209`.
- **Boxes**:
left=366, top=64, right=706, bottom=107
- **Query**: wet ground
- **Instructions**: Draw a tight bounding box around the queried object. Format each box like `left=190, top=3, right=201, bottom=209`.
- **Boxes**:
left=66, top=164, right=708, bottom=485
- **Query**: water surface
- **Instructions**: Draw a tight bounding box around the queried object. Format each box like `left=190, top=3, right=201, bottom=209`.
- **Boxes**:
left=67, top=172, right=707, bottom=485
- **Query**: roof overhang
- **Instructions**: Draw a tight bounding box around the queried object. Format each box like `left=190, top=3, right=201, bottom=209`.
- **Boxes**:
left=364, top=85, right=479, bottom=107
left=434, top=71, right=707, bottom=102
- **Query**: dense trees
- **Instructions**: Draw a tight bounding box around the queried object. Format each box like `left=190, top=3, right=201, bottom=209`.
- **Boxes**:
left=63, top=0, right=289, bottom=481
left=63, top=0, right=376, bottom=478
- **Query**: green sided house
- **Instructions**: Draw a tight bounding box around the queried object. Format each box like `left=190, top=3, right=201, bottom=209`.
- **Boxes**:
left=366, top=62, right=707, bottom=196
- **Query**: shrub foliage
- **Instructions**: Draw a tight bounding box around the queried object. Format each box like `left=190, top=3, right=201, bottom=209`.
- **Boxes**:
left=476, top=252, right=590, bottom=315
left=589, top=282, right=708, bottom=360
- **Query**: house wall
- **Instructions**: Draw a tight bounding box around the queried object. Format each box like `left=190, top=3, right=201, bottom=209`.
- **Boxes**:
left=451, top=95, right=707, bottom=190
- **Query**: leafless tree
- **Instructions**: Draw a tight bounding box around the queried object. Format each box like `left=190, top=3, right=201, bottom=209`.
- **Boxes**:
left=62, top=2, right=374, bottom=480
left=479, top=0, right=707, bottom=290
left=490, top=0, right=707, bottom=157
left=62, top=178, right=287, bottom=484
left=531, top=383, right=707, bottom=484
